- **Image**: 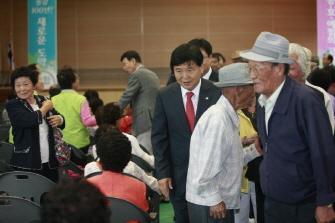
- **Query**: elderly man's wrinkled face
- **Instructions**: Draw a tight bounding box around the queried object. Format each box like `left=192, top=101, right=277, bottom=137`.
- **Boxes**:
left=248, top=60, right=285, bottom=98
left=288, top=54, right=304, bottom=82
left=238, top=84, right=255, bottom=109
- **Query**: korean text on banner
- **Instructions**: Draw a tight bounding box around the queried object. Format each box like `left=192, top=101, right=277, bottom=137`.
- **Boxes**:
left=28, top=0, right=57, bottom=88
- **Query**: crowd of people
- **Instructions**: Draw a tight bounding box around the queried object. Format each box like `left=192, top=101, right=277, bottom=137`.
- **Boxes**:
left=3, top=32, right=335, bottom=223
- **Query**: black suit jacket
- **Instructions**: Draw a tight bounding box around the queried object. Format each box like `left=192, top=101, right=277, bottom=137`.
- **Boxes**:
left=208, top=69, right=219, bottom=82
left=151, top=79, right=222, bottom=197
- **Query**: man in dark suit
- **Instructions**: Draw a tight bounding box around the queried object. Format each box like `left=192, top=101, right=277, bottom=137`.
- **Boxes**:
left=118, top=51, right=160, bottom=154
left=188, top=38, right=219, bottom=82
left=322, top=53, right=334, bottom=67
left=166, top=38, right=219, bottom=85
left=152, top=43, right=222, bottom=223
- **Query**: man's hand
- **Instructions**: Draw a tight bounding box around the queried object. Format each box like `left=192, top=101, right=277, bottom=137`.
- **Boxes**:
left=158, top=178, right=173, bottom=198
left=242, top=133, right=258, bottom=147
left=316, top=205, right=335, bottom=223
left=247, top=133, right=258, bottom=143
left=210, top=201, right=226, bottom=219
left=254, top=138, right=263, bottom=155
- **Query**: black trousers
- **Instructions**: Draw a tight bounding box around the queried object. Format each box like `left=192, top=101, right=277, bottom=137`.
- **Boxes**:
left=187, top=201, right=235, bottom=223
left=264, top=196, right=317, bottom=223
left=169, top=189, right=189, bottom=223
left=255, top=182, right=265, bottom=223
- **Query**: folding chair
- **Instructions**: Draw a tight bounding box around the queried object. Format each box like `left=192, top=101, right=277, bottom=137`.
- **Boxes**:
left=69, top=143, right=94, bottom=165
left=58, top=161, right=84, bottom=180
left=122, top=173, right=160, bottom=223
left=0, top=171, right=55, bottom=205
left=106, top=196, right=157, bottom=223
left=131, top=154, right=155, bottom=173
left=139, top=144, right=150, bottom=155
left=0, top=196, right=41, bottom=223
left=0, top=160, right=14, bottom=174
left=84, top=171, right=102, bottom=179
left=0, top=123, right=10, bottom=142
left=0, top=141, right=13, bottom=164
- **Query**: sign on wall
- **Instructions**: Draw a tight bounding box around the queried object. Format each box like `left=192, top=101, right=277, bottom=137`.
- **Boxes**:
left=28, top=0, right=57, bottom=89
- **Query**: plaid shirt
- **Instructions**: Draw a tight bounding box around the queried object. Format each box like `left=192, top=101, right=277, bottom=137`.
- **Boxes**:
left=186, top=96, right=259, bottom=209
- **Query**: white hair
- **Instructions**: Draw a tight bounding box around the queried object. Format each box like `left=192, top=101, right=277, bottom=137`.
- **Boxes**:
left=289, top=43, right=308, bottom=79
left=303, top=47, right=312, bottom=75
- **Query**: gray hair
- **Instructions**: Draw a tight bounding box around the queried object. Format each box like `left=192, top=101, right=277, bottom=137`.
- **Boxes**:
left=289, top=43, right=308, bottom=79
left=303, top=47, right=313, bottom=75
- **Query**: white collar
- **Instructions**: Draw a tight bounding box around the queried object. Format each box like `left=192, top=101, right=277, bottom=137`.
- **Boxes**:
left=202, top=67, right=212, bottom=80
left=136, top=65, right=143, bottom=71
left=180, top=79, right=202, bottom=97
left=258, top=78, right=286, bottom=107
left=61, top=89, right=76, bottom=93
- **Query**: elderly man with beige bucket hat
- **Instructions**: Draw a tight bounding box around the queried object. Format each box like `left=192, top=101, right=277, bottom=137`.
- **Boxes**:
left=186, top=63, right=262, bottom=223
left=240, top=31, right=335, bottom=223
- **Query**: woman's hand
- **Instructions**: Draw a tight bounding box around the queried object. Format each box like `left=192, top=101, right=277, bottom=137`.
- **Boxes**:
left=42, top=100, right=54, bottom=111
left=40, top=100, right=54, bottom=118
left=47, top=115, right=62, bottom=127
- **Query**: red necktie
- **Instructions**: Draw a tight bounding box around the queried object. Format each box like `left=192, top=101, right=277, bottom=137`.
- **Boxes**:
left=186, top=92, right=195, bottom=132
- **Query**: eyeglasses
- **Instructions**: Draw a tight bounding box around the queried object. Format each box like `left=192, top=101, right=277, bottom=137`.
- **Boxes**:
left=245, top=64, right=270, bottom=75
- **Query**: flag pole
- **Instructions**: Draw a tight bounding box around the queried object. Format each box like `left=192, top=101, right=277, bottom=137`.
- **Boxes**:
left=3, top=0, right=14, bottom=87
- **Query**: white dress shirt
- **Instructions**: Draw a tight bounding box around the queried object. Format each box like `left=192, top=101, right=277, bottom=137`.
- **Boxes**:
left=186, top=96, right=260, bottom=208
left=305, top=80, right=335, bottom=133
left=258, top=79, right=285, bottom=134
left=202, top=67, right=212, bottom=80
left=92, top=132, right=155, bottom=168
left=180, top=79, right=201, bottom=114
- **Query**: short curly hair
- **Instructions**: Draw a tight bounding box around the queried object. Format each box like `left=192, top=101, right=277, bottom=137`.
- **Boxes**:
left=103, top=102, right=122, bottom=126
left=40, top=178, right=110, bottom=223
left=10, top=66, right=38, bottom=89
left=94, top=123, right=118, bottom=144
left=96, top=129, right=131, bottom=173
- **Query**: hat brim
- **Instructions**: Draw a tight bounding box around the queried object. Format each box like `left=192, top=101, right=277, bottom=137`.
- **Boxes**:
left=231, top=56, right=243, bottom=59
left=214, top=77, right=253, bottom=88
left=240, top=49, right=296, bottom=64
